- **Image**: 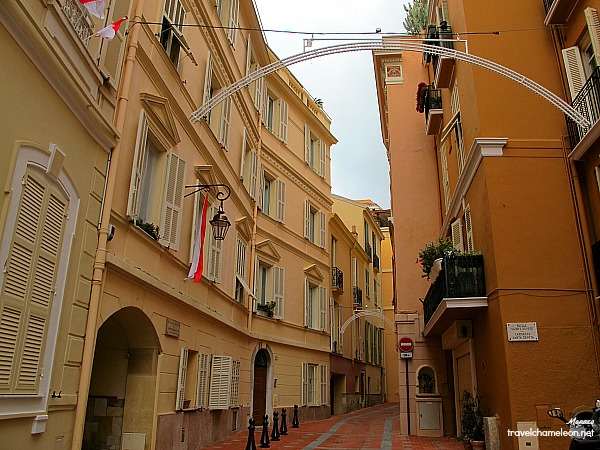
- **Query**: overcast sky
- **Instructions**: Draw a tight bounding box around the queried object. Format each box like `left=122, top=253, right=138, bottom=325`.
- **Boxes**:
left=253, top=0, right=409, bottom=210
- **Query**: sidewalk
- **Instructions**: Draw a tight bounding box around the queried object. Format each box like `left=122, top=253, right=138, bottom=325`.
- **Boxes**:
left=208, top=403, right=464, bottom=449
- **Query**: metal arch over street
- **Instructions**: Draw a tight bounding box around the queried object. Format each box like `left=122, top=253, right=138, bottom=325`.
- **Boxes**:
left=189, top=40, right=590, bottom=128
left=340, top=309, right=396, bottom=335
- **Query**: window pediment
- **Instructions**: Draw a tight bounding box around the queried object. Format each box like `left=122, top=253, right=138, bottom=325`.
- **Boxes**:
left=235, top=216, right=253, bottom=242
left=255, top=240, right=280, bottom=262
left=140, top=93, right=180, bottom=148
left=303, top=264, right=324, bottom=282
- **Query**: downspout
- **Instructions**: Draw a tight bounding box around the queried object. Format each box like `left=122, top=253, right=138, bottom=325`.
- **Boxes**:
left=247, top=112, right=262, bottom=332
left=71, top=1, right=143, bottom=447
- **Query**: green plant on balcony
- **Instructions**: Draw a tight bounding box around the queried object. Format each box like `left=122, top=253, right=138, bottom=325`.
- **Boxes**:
left=417, top=238, right=455, bottom=279
left=135, top=219, right=160, bottom=241
left=256, top=301, right=276, bottom=317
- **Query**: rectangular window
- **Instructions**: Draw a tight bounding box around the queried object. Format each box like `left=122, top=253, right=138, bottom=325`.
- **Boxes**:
left=235, top=237, right=248, bottom=303
left=176, top=349, right=210, bottom=410
left=304, top=200, right=325, bottom=247
left=319, top=365, right=327, bottom=405
left=365, top=270, right=370, bottom=298
left=305, top=279, right=327, bottom=330
left=304, top=124, right=324, bottom=176
left=160, top=0, right=187, bottom=69
left=206, top=204, right=223, bottom=282
left=275, top=179, right=286, bottom=223
left=274, top=266, right=285, bottom=319
left=374, top=280, right=379, bottom=307
left=278, top=99, right=289, bottom=143
left=266, top=95, right=275, bottom=131
left=307, top=364, right=317, bottom=405
left=208, top=355, right=239, bottom=409
left=263, top=178, right=271, bottom=216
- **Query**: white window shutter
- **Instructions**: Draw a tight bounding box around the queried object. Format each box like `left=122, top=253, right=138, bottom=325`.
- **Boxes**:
left=304, top=200, right=311, bottom=239
left=98, top=0, right=130, bottom=90
left=227, top=0, right=239, bottom=46
left=279, top=100, right=289, bottom=143
left=254, top=74, right=265, bottom=113
left=246, top=35, right=252, bottom=76
left=562, top=46, right=587, bottom=99
left=319, top=286, right=327, bottom=331
left=319, top=364, right=327, bottom=405
left=319, top=211, right=326, bottom=248
left=257, top=164, right=265, bottom=211
left=274, top=266, right=285, bottom=319
left=127, top=111, right=148, bottom=220
left=236, top=238, right=247, bottom=279
left=304, top=279, right=310, bottom=327
left=276, top=180, right=286, bottom=223
left=440, top=142, right=450, bottom=211
left=249, top=151, right=258, bottom=200
left=337, top=304, right=343, bottom=352
left=161, top=153, right=187, bottom=250
left=209, top=355, right=232, bottom=409
left=304, top=124, right=311, bottom=163
left=219, top=96, right=232, bottom=149
left=319, top=140, right=326, bottom=178
left=352, top=257, right=358, bottom=287
left=240, top=128, right=247, bottom=180
left=585, top=8, right=600, bottom=67
left=301, top=362, right=308, bottom=406
left=207, top=206, right=223, bottom=282
left=175, top=348, right=188, bottom=410
left=451, top=218, right=464, bottom=253
left=253, top=256, right=260, bottom=299
left=196, top=353, right=210, bottom=409
left=203, top=52, right=213, bottom=106
left=229, top=360, right=240, bottom=407
left=465, top=204, right=474, bottom=252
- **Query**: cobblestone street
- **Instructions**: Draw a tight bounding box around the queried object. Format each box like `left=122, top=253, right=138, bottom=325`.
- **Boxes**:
left=208, top=403, right=464, bottom=449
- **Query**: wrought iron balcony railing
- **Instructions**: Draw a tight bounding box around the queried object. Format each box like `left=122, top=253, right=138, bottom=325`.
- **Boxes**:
left=373, top=254, right=380, bottom=271
left=332, top=267, right=344, bottom=292
left=59, top=0, right=94, bottom=43
left=423, top=254, right=486, bottom=326
left=566, top=66, right=600, bottom=149
left=353, top=286, right=363, bottom=308
left=543, top=0, right=554, bottom=13
left=365, top=242, right=372, bottom=260
left=425, top=86, right=442, bottom=118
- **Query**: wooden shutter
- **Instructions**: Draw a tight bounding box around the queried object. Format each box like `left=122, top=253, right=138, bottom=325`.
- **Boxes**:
left=219, top=97, right=232, bottom=148
left=240, top=128, right=247, bottom=181
left=236, top=238, right=247, bottom=279
left=352, top=257, right=358, bottom=287
left=301, top=362, right=308, bottom=406
left=161, top=153, right=187, bottom=250
left=451, top=218, right=464, bottom=252
left=175, top=348, right=188, bottom=410
left=229, top=360, right=240, bottom=407
left=254, top=73, right=265, bottom=113
left=246, top=35, right=252, bottom=76
left=319, top=286, right=327, bottom=331
left=207, top=206, right=223, bottom=282
left=440, top=142, right=450, bottom=211
left=249, top=150, right=258, bottom=200
left=304, top=200, right=311, bottom=239
left=319, top=140, right=326, bottom=177
left=562, top=46, right=587, bottom=99
left=276, top=180, right=286, bottom=223
left=465, top=204, right=474, bottom=252
left=257, top=164, right=265, bottom=211
left=279, top=100, right=288, bottom=143
left=304, top=279, right=311, bottom=327
left=127, top=111, right=148, bottom=219
left=196, top=352, right=210, bottom=409
left=0, top=171, right=68, bottom=393
left=304, top=124, right=311, bottom=164
left=319, top=364, right=327, bottom=405
left=319, top=211, right=326, bottom=248
left=337, top=304, right=343, bottom=352
left=98, top=0, right=131, bottom=89
left=203, top=52, right=213, bottom=106
left=209, top=355, right=232, bottom=409
left=585, top=8, right=600, bottom=67
left=227, top=0, right=239, bottom=46
left=274, top=266, right=284, bottom=319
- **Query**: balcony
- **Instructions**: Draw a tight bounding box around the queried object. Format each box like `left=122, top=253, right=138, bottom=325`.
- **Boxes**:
left=543, top=0, right=578, bottom=25
left=425, top=86, right=443, bottom=135
left=566, top=67, right=600, bottom=154
left=365, top=242, right=372, bottom=260
left=332, top=267, right=344, bottom=293
left=422, top=254, right=487, bottom=336
left=59, top=0, right=94, bottom=43
left=353, top=286, right=363, bottom=309
left=373, top=254, right=380, bottom=272
left=432, top=24, right=454, bottom=89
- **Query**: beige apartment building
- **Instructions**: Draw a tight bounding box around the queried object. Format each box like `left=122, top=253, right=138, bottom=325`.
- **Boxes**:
left=0, top=0, right=120, bottom=449
left=374, top=0, right=600, bottom=448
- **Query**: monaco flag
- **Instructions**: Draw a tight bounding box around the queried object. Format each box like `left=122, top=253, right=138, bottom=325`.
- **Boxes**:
left=80, top=0, right=106, bottom=19
left=93, top=16, right=128, bottom=40
left=186, top=195, right=210, bottom=283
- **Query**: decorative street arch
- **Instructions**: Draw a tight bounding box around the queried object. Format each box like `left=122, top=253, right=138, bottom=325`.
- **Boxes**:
left=340, top=308, right=396, bottom=335
left=190, top=40, right=589, bottom=127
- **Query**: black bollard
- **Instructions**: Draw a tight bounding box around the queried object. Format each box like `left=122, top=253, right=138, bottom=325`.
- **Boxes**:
left=260, top=414, right=270, bottom=448
left=292, top=404, right=300, bottom=428
left=245, top=418, right=257, bottom=450
left=271, top=411, right=280, bottom=441
left=280, top=408, right=288, bottom=436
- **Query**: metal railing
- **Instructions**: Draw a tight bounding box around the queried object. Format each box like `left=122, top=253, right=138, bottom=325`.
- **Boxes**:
left=332, top=267, right=344, bottom=291
left=353, top=286, right=363, bottom=308
left=566, top=66, right=600, bottom=149
left=425, top=86, right=442, bottom=122
left=423, top=254, right=486, bottom=326
left=431, top=25, right=454, bottom=77
left=59, top=0, right=94, bottom=43
left=543, top=0, right=554, bottom=14
left=373, top=254, right=380, bottom=271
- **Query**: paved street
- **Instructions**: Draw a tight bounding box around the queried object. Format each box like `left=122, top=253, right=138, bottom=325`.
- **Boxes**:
left=208, top=403, right=463, bottom=449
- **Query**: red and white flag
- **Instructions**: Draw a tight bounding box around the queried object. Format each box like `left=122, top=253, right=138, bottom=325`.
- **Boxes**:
left=80, top=0, right=106, bottom=19
left=186, top=195, right=210, bottom=283
left=93, top=16, right=128, bottom=40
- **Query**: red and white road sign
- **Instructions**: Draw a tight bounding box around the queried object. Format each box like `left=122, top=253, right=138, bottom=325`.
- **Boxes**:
left=398, top=337, right=414, bottom=353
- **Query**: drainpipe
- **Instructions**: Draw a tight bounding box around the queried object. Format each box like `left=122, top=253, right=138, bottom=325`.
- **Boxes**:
left=71, top=1, right=143, bottom=448
left=247, top=112, right=262, bottom=332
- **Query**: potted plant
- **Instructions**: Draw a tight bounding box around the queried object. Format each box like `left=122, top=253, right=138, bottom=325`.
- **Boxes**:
left=460, top=391, right=485, bottom=449
left=135, top=219, right=160, bottom=241
left=417, top=371, right=436, bottom=394
left=256, top=301, right=276, bottom=317
left=417, top=238, right=455, bottom=280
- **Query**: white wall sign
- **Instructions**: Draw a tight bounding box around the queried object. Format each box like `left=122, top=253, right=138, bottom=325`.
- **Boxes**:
left=506, top=322, right=538, bottom=342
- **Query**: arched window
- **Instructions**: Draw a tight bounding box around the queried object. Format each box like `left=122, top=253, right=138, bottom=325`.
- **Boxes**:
left=416, top=366, right=437, bottom=395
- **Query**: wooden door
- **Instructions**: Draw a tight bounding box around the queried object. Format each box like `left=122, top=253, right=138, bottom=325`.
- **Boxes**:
left=253, top=365, right=267, bottom=422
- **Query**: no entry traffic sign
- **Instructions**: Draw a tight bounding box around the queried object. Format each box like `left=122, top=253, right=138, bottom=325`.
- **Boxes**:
left=398, top=337, right=414, bottom=353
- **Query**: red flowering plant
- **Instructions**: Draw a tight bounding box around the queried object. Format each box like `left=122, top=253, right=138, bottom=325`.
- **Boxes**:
left=135, top=219, right=160, bottom=241
left=416, top=82, right=428, bottom=113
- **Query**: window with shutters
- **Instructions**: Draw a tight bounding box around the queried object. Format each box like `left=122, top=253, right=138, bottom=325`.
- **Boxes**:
left=304, top=125, right=327, bottom=178
left=440, top=141, right=450, bottom=212
left=264, top=92, right=289, bottom=143
left=203, top=53, right=231, bottom=147
left=304, top=279, right=327, bottom=330
left=216, top=0, right=239, bottom=47
left=127, top=111, right=187, bottom=250
left=160, top=0, right=188, bottom=70
left=331, top=301, right=343, bottom=353
left=205, top=204, right=223, bottom=282
left=451, top=218, right=465, bottom=253
left=365, top=270, right=370, bottom=298
left=303, top=200, right=326, bottom=247
left=464, top=204, right=474, bottom=252
left=235, top=236, right=248, bottom=303
left=254, top=259, right=285, bottom=319
left=240, top=129, right=259, bottom=200
left=374, top=280, right=379, bottom=307
left=98, top=0, right=131, bottom=89
left=319, top=364, right=328, bottom=405
left=208, top=355, right=240, bottom=409
left=258, top=169, right=286, bottom=223
left=176, top=349, right=211, bottom=410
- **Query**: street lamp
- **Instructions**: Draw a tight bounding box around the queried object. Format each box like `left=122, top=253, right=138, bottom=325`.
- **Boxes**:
left=184, top=183, right=232, bottom=240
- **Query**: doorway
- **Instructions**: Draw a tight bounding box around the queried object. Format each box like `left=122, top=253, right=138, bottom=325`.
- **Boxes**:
left=252, top=349, right=270, bottom=422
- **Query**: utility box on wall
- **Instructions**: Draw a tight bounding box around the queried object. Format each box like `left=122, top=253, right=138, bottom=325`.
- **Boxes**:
left=416, top=397, right=444, bottom=437
left=122, top=433, right=146, bottom=450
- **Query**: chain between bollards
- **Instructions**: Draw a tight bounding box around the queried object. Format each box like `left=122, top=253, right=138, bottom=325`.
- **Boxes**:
left=292, top=404, right=300, bottom=428
left=245, top=418, right=257, bottom=450
left=260, top=414, right=270, bottom=448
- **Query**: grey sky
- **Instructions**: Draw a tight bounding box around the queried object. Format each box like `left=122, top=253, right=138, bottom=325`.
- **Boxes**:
left=253, top=0, right=409, bottom=210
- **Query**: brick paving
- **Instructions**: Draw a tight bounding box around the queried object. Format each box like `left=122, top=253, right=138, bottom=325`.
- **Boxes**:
left=207, top=403, right=464, bottom=449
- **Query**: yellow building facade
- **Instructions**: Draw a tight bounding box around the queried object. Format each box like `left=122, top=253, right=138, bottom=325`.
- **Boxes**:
left=374, top=0, right=600, bottom=448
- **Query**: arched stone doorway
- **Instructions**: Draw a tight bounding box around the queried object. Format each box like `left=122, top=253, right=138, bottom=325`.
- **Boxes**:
left=83, top=307, right=161, bottom=450
left=252, top=348, right=271, bottom=422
